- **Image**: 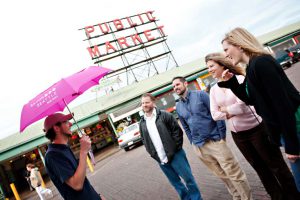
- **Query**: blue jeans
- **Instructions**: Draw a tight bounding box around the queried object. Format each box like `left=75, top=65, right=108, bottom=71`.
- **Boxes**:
left=290, top=159, right=300, bottom=191
left=281, top=134, right=300, bottom=191
left=159, top=149, right=202, bottom=200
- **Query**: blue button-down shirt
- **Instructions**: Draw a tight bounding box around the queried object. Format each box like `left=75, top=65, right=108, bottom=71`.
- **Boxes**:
left=176, top=90, right=226, bottom=147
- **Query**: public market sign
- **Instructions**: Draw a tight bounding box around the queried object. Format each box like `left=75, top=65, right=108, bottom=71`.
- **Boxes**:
left=79, top=11, right=165, bottom=63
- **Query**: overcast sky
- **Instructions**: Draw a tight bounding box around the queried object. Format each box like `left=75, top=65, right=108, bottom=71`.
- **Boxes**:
left=0, top=0, right=300, bottom=140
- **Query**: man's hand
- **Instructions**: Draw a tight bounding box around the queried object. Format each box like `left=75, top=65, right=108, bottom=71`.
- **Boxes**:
left=80, top=135, right=91, bottom=155
left=286, top=153, right=300, bottom=163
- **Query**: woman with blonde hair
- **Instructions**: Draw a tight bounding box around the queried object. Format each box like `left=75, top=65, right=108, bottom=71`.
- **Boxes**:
left=219, top=27, right=300, bottom=199
left=206, top=52, right=298, bottom=200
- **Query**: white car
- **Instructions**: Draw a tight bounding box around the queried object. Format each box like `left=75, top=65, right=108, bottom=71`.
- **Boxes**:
left=118, top=123, right=142, bottom=151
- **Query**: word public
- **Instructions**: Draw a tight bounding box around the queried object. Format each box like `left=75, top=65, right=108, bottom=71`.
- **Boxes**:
left=84, top=11, right=165, bottom=59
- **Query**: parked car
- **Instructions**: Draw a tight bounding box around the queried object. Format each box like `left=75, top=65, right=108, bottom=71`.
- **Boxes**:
left=117, top=122, right=142, bottom=151
left=275, top=50, right=292, bottom=68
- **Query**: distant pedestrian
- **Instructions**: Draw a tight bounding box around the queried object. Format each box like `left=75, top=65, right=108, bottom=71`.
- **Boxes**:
left=26, top=163, right=45, bottom=200
left=139, top=93, right=202, bottom=200
left=173, top=77, right=252, bottom=200
left=219, top=27, right=300, bottom=198
left=24, top=167, right=34, bottom=191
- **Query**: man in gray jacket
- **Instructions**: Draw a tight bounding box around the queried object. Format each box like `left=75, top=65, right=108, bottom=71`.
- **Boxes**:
left=139, top=93, right=202, bottom=200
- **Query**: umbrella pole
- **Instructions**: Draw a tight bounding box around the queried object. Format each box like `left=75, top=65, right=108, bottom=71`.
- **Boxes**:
left=63, top=99, right=96, bottom=167
left=63, top=99, right=84, bottom=137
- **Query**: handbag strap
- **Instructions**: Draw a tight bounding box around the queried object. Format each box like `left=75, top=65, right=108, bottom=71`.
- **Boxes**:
left=247, top=105, right=261, bottom=125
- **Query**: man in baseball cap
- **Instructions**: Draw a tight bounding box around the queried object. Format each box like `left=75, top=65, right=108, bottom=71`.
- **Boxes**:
left=44, top=112, right=102, bottom=200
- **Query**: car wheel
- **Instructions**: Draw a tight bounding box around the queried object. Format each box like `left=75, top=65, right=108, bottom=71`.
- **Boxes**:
left=124, top=147, right=130, bottom=151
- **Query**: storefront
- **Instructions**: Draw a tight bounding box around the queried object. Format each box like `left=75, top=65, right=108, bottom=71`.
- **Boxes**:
left=264, top=29, right=300, bottom=53
left=69, top=114, right=116, bottom=158
left=0, top=144, right=47, bottom=197
left=294, top=34, right=300, bottom=43
left=114, top=113, right=141, bottom=135
left=270, top=38, right=296, bottom=53
left=196, top=73, right=216, bottom=93
left=108, top=100, right=142, bottom=135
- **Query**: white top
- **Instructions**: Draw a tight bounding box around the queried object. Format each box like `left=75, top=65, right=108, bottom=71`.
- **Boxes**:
left=144, top=109, right=168, bottom=164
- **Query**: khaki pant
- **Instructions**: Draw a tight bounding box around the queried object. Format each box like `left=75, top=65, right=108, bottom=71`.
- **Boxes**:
left=193, top=139, right=252, bottom=200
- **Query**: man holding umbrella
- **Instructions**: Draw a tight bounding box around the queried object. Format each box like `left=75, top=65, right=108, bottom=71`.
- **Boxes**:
left=44, top=112, right=102, bottom=200
left=19, top=66, right=110, bottom=199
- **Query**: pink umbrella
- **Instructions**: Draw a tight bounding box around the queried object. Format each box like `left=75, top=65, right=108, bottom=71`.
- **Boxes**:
left=20, top=66, right=111, bottom=164
left=20, top=66, right=111, bottom=132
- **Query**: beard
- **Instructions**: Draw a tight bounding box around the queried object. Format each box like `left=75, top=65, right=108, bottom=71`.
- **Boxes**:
left=143, top=106, right=154, bottom=114
left=63, top=132, right=72, bottom=138
left=60, top=127, right=72, bottom=139
left=177, top=87, right=186, bottom=96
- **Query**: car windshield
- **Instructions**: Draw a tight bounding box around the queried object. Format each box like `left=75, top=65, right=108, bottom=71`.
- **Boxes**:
left=120, top=124, right=138, bottom=135
left=275, top=50, right=287, bottom=58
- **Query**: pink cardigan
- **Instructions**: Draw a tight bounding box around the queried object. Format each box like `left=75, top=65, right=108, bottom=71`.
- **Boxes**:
left=210, top=75, right=262, bottom=132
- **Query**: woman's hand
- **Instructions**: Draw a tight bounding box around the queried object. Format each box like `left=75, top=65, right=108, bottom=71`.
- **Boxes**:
left=221, top=69, right=234, bottom=81
left=286, top=153, right=300, bottom=163
left=219, top=106, right=227, bottom=113
left=226, top=113, right=234, bottom=119
left=219, top=106, right=234, bottom=119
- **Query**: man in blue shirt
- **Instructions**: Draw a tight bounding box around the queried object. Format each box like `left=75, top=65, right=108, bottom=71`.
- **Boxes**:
left=172, top=77, right=252, bottom=200
left=44, top=113, right=101, bottom=200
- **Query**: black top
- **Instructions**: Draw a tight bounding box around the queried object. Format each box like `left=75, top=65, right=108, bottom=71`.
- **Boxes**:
left=218, top=54, right=300, bottom=154
left=45, top=144, right=101, bottom=200
left=139, top=109, right=183, bottom=163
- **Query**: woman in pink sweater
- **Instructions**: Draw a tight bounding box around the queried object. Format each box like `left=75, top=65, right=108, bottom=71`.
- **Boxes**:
left=206, top=52, right=296, bottom=200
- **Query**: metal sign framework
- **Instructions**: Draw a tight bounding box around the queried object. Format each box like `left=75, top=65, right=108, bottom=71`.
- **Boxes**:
left=79, top=11, right=179, bottom=91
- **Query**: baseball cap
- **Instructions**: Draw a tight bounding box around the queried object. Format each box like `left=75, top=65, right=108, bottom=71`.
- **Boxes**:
left=43, top=113, right=73, bottom=132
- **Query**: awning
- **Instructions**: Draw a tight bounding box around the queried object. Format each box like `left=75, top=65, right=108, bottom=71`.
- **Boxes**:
left=70, top=114, right=101, bottom=131
left=0, top=136, right=48, bottom=163
left=0, top=114, right=102, bottom=163
left=109, top=107, right=142, bottom=123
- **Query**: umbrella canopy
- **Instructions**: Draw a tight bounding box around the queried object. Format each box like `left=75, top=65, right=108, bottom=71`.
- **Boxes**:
left=20, top=66, right=111, bottom=132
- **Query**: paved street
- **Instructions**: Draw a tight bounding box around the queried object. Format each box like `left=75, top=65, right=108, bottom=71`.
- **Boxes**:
left=284, top=62, right=300, bottom=90
left=21, top=63, right=300, bottom=200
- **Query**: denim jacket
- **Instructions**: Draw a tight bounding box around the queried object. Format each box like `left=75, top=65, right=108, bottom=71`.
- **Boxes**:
left=176, top=90, right=226, bottom=147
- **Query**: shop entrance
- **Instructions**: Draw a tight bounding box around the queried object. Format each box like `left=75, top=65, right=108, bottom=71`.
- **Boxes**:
left=69, top=116, right=117, bottom=158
